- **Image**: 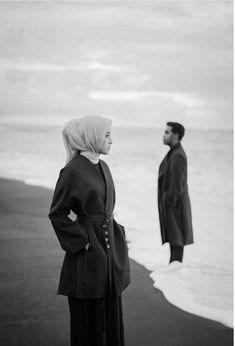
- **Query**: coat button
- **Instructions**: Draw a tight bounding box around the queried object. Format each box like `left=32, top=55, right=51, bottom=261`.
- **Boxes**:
left=105, top=237, right=109, bottom=241
left=105, top=231, right=108, bottom=235
left=102, top=224, right=107, bottom=228
left=107, top=245, right=110, bottom=248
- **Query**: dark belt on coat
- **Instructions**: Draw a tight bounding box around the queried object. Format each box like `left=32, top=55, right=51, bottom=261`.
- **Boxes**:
left=77, top=213, right=113, bottom=226
left=76, top=213, right=113, bottom=251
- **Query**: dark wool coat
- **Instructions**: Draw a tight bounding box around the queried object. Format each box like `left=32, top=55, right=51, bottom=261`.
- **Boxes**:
left=158, top=142, right=194, bottom=246
left=48, top=154, right=131, bottom=299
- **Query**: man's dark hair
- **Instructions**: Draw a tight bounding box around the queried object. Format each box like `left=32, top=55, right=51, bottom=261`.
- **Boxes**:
left=167, top=122, right=185, bottom=140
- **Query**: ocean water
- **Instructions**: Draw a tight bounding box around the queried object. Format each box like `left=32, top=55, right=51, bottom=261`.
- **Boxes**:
left=0, top=122, right=233, bottom=327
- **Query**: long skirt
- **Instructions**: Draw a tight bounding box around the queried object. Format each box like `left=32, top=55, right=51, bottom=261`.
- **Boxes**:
left=67, top=270, right=125, bottom=346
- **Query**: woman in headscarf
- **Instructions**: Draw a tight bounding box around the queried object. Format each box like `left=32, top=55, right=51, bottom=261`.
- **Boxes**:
left=48, top=115, right=130, bottom=346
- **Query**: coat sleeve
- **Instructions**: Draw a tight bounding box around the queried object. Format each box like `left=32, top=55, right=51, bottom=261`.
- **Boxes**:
left=167, top=154, right=186, bottom=206
left=48, top=167, right=89, bottom=256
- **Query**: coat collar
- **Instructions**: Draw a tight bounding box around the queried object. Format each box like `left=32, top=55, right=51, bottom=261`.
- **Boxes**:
left=158, top=142, right=182, bottom=180
left=168, top=141, right=182, bottom=154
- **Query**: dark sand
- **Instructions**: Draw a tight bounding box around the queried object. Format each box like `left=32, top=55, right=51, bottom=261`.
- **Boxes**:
left=0, top=178, right=233, bottom=346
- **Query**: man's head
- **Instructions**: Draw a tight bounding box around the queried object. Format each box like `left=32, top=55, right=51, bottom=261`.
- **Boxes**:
left=163, top=122, right=185, bottom=147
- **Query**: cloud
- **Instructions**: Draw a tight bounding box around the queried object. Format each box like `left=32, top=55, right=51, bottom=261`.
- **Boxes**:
left=0, top=59, right=123, bottom=73
left=156, top=92, right=205, bottom=108
left=0, top=2, right=232, bottom=128
left=89, top=90, right=155, bottom=101
left=89, top=90, right=205, bottom=108
left=0, top=60, right=67, bottom=72
left=87, top=61, right=122, bottom=72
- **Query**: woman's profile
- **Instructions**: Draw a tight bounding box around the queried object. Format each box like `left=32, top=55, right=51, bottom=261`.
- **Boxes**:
left=48, top=115, right=130, bottom=346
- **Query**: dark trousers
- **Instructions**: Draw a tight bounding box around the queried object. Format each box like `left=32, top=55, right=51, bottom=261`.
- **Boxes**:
left=67, top=274, right=125, bottom=346
left=68, top=294, right=125, bottom=346
left=169, top=244, right=184, bottom=263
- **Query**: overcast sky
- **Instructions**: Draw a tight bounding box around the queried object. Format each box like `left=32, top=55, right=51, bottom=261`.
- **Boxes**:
left=0, top=1, right=232, bottom=129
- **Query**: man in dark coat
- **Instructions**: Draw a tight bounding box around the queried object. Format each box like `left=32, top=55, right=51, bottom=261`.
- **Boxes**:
left=158, top=122, right=194, bottom=263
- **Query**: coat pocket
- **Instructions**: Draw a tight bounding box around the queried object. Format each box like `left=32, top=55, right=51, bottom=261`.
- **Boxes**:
left=117, top=223, right=126, bottom=239
left=162, top=192, right=168, bottom=229
left=113, top=219, right=126, bottom=239
left=76, top=248, right=88, bottom=289
left=119, top=224, right=126, bottom=238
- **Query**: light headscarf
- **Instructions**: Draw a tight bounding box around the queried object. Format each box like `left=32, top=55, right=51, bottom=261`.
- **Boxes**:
left=62, top=115, right=112, bottom=164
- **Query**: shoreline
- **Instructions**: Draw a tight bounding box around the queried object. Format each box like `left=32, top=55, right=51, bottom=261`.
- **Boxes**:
left=0, top=177, right=233, bottom=346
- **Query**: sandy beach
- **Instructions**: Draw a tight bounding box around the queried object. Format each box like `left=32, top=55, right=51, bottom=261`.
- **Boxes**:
left=0, top=177, right=233, bottom=346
